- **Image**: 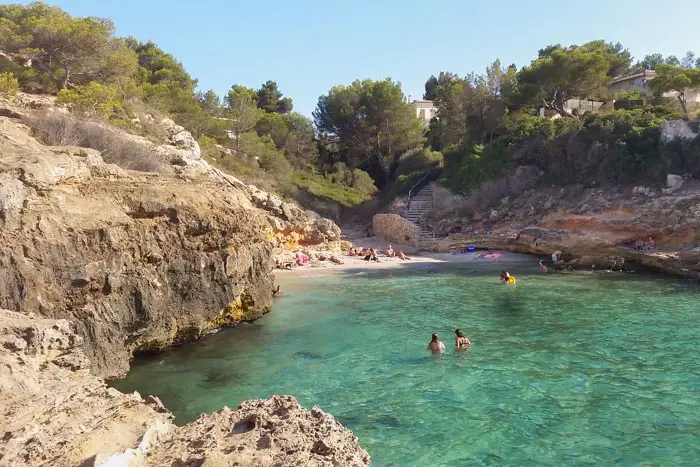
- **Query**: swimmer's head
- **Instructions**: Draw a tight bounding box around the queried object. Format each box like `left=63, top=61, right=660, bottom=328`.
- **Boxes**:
left=431, top=333, right=439, bottom=342
left=455, top=329, right=464, bottom=337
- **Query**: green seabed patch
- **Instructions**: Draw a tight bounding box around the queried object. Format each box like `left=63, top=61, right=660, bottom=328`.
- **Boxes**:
left=115, top=266, right=700, bottom=466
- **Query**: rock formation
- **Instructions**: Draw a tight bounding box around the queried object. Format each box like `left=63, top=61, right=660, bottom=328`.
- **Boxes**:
left=0, top=97, right=364, bottom=466
left=372, top=213, right=419, bottom=245
left=0, top=310, right=370, bottom=467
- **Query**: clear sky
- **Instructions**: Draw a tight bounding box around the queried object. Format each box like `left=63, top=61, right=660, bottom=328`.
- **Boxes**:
left=9, top=0, right=700, bottom=116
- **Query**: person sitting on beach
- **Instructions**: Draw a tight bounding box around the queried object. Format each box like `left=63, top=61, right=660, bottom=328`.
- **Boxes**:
left=386, top=245, right=395, bottom=257
left=646, top=236, right=656, bottom=250
left=634, top=237, right=644, bottom=251
left=454, top=329, right=471, bottom=349
left=275, top=260, right=293, bottom=270
left=348, top=248, right=356, bottom=257
left=364, top=249, right=379, bottom=262
left=427, top=333, right=445, bottom=353
left=538, top=260, right=547, bottom=273
left=295, top=251, right=310, bottom=266
left=397, top=251, right=411, bottom=260
left=272, top=285, right=281, bottom=297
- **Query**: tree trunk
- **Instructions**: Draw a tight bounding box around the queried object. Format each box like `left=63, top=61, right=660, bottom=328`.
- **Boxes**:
left=60, top=66, right=70, bottom=91
left=678, top=93, right=688, bottom=116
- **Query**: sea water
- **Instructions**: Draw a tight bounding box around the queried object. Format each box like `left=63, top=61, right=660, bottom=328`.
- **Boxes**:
left=113, top=263, right=700, bottom=466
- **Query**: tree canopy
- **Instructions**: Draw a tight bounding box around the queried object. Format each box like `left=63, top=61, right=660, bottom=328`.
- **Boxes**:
left=518, top=41, right=632, bottom=118
left=314, top=78, right=424, bottom=187
left=650, top=64, right=700, bottom=115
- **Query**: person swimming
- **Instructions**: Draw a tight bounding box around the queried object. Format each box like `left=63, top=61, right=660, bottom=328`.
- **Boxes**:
left=454, top=329, right=471, bottom=349
left=427, top=333, right=445, bottom=353
left=272, top=285, right=281, bottom=297
left=500, top=270, right=516, bottom=285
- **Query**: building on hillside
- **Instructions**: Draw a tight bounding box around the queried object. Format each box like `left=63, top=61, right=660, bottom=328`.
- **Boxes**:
left=610, top=69, right=700, bottom=110
left=538, top=98, right=604, bottom=117
left=410, top=99, right=438, bottom=125
left=609, top=70, right=658, bottom=96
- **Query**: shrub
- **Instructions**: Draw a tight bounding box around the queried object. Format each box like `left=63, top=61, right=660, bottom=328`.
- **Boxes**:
left=23, top=113, right=160, bottom=172
left=57, top=81, right=125, bottom=120
left=0, top=72, right=19, bottom=96
left=395, top=148, right=443, bottom=177
left=293, top=173, right=373, bottom=207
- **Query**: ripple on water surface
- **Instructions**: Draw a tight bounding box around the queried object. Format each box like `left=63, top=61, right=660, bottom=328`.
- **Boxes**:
left=113, top=264, right=700, bottom=466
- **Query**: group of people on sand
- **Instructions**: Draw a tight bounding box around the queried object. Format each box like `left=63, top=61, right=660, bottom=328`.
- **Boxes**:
left=347, top=245, right=411, bottom=262
left=428, top=329, right=471, bottom=353
left=274, top=251, right=344, bottom=270
left=634, top=236, right=656, bottom=251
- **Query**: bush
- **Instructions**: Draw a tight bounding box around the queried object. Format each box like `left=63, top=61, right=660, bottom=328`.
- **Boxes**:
left=23, top=113, right=160, bottom=172
left=0, top=72, right=19, bottom=96
left=395, top=148, right=443, bottom=177
left=57, top=81, right=125, bottom=120
left=293, top=173, right=374, bottom=207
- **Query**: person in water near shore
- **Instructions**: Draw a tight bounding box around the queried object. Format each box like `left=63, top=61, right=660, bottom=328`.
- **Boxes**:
left=500, top=270, right=516, bottom=285
left=428, top=333, right=445, bottom=352
left=455, top=329, right=471, bottom=349
left=539, top=260, right=547, bottom=273
left=272, top=285, right=281, bottom=297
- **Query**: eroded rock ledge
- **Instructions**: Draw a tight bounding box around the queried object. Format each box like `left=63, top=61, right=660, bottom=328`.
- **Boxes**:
left=0, top=310, right=371, bottom=466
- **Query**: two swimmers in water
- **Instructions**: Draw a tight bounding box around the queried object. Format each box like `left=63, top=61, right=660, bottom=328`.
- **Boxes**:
left=428, top=329, right=471, bottom=353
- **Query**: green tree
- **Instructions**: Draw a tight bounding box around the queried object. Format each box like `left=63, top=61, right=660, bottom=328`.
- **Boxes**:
left=314, top=78, right=424, bottom=187
left=0, top=2, right=129, bottom=90
left=518, top=41, right=631, bottom=118
left=256, top=80, right=293, bottom=113
left=226, top=85, right=261, bottom=150
left=650, top=64, right=700, bottom=115
left=639, top=53, right=665, bottom=70
left=682, top=51, right=697, bottom=69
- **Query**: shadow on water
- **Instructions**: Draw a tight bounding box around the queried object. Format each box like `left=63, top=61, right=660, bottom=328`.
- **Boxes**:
left=293, top=350, right=324, bottom=360
left=199, top=367, right=244, bottom=389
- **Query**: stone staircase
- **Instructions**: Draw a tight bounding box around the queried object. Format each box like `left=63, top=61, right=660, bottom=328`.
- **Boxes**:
left=403, top=185, right=436, bottom=247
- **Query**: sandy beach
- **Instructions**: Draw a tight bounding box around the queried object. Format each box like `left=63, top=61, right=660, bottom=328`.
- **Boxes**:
left=274, top=249, right=540, bottom=278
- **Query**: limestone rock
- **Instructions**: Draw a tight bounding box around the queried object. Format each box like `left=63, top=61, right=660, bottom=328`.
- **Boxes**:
left=0, top=116, right=276, bottom=378
left=146, top=395, right=371, bottom=467
left=373, top=213, right=419, bottom=244
left=667, top=174, right=684, bottom=191
left=0, top=311, right=369, bottom=467
left=306, top=217, right=342, bottom=244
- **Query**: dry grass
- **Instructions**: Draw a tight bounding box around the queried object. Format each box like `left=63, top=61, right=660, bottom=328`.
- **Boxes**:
left=22, top=112, right=161, bottom=172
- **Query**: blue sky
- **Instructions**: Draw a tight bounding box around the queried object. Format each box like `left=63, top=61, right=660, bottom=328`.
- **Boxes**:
left=10, top=0, right=700, bottom=116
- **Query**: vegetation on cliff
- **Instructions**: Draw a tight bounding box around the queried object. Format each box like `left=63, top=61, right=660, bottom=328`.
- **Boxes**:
left=3, top=3, right=700, bottom=214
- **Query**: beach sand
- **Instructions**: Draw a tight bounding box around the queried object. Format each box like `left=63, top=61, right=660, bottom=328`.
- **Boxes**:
left=274, top=250, right=540, bottom=278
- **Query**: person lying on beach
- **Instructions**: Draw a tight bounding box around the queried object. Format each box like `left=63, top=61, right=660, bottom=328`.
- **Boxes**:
left=272, top=285, right=281, bottom=297
left=427, top=333, right=445, bottom=353
left=347, top=248, right=356, bottom=256
left=455, top=329, right=471, bottom=349
left=386, top=245, right=395, bottom=257
left=329, top=255, right=344, bottom=265
left=397, top=251, right=411, bottom=260
left=275, top=260, right=293, bottom=270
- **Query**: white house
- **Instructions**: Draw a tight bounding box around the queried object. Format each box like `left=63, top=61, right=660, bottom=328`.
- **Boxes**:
left=410, top=99, right=438, bottom=125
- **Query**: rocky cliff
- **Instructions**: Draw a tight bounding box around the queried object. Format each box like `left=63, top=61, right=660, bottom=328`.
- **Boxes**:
left=424, top=178, right=700, bottom=278
left=0, top=97, right=368, bottom=465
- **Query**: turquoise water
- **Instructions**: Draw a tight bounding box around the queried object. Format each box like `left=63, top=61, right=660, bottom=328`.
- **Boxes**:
left=113, top=263, right=700, bottom=466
